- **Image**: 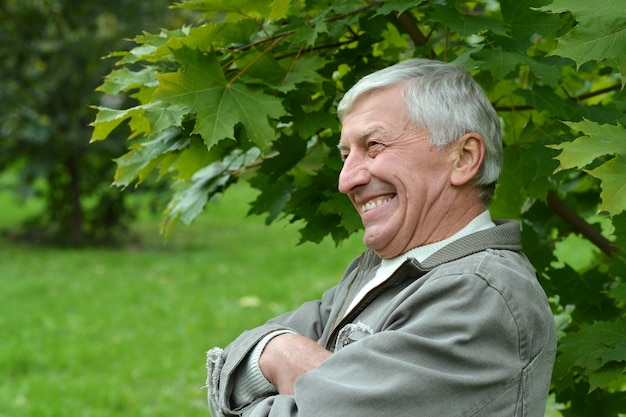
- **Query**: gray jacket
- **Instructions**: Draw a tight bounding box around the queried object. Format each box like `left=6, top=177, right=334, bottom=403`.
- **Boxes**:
left=207, top=220, right=557, bottom=417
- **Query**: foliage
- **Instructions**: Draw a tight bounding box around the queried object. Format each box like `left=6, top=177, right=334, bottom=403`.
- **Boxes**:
left=91, top=0, right=626, bottom=414
left=0, top=0, right=183, bottom=245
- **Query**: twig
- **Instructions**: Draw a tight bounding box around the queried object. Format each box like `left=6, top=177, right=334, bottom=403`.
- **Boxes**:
left=282, top=42, right=305, bottom=86
left=228, top=33, right=289, bottom=86
left=546, top=191, right=618, bottom=256
left=494, top=83, right=623, bottom=112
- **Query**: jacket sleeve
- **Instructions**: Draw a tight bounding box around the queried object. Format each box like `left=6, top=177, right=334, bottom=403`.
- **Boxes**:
left=240, top=267, right=555, bottom=417
left=207, top=282, right=341, bottom=416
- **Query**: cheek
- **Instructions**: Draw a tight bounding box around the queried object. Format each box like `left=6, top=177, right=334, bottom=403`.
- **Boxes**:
left=399, top=170, right=450, bottom=212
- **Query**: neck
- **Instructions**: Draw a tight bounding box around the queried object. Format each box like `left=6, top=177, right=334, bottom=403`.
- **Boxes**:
left=378, top=191, right=486, bottom=259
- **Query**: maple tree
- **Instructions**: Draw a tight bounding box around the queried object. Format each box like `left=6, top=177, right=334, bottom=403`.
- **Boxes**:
left=91, top=0, right=626, bottom=414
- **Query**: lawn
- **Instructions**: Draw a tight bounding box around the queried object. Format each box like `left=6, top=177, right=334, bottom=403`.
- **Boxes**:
left=0, top=183, right=364, bottom=417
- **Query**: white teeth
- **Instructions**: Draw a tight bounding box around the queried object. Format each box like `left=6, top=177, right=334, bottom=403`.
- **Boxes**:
left=360, top=198, right=391, bottom=213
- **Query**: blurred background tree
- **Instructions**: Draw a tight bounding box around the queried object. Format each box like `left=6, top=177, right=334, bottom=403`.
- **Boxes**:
left=0, top=0, right=192, bottom=245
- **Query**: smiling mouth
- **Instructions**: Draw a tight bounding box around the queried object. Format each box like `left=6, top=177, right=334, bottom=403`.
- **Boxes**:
left=360, top=196, right=393, bottom=213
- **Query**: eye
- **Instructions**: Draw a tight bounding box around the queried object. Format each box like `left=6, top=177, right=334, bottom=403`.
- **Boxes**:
left=366, top=141, right=384, bottom=158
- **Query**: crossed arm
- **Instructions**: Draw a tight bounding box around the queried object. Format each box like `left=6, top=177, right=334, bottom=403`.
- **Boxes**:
left=258, top=333, right=332, bottom=395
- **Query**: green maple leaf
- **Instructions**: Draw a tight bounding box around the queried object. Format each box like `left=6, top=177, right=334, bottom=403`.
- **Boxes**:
left=474, top=50, right=523, bottom=80
left=556, top=319, right=626, bottom=391
left=516, top=87, right=578, bottom=120
left=143, top=102, right=192, bottom=133
left=179, top=20, right=260, bottom=52
left=173, top=0, right=279, bottom=22
left=154, top=46, right=286, bottom=150
left=588, top=362, right=625, bottom=393
left=170, top=138, right=216, bottom=181
left=248, top=173, right=294, bottom=224
left=551, top=120, right=626, bottom=170
left=538, top=0, right=626, bottom=66
left=475, top=50, right=561, bottom=87
left=295, top=13, right=328, bottom=47
left=96, top=67, right=158, bottom=96
left=373, top=0, right=426, bottom=17
left=551, top=120, right=626, bottom=216
left=90, top=102, right=191, bottom=141
left=586, top=155, right=626, bottom=216
left=162, top=147, right=262, bottom=234
left=608, top=282, right=626, bottom=304
left=502, top=0, right=561, bottom=43
left=90, top=106, right=146, bottom=141
left=113, top=128, right=190, bottom=187
left=320, top=191, right=362, bottom=236
left=429, top=4, right=508, bottom=37
left=608, top=56, right=626, bottom=88
left=118, top=28, right=189, bottom=65
left=238, top=53, right=327, bottom=93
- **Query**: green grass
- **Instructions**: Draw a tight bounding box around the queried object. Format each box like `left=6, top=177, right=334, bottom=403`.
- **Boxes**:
left=0, top=183, right=364, bottom=417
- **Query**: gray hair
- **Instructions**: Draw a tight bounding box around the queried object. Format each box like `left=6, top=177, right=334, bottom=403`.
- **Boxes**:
left=337, top=59, right=503, bottom=204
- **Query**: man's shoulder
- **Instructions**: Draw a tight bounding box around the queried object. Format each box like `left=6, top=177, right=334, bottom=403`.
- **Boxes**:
left=419, top=220, right=522, bottom=269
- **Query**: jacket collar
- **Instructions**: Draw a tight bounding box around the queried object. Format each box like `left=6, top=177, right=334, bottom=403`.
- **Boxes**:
left=360, top=219, right=522, bottom=275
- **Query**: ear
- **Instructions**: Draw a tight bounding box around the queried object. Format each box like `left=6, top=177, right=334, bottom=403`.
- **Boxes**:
left=450, top=133, right=485, bottom=187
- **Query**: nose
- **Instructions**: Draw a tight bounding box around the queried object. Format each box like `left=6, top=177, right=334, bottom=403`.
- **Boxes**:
left=338, top=153, right=369, bottom=194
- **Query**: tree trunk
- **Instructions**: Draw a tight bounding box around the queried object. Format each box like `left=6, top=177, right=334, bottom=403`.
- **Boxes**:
left=65, top=156, right=84, bottom=246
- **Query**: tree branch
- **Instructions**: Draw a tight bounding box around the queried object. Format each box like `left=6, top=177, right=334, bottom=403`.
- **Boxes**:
left=395, top=11, right=427, bottom=46
left=494, top=83, right=623, bottom=112
left=573, top=83, right=623, bottom=101
left=547, top=191, right=618, bottom=256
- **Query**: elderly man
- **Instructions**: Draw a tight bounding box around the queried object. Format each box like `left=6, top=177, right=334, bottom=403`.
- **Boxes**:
left=206, top=59, right=556, bottom=417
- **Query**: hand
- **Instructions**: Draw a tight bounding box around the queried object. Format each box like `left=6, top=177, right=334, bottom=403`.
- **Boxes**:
left=258, top=333, right=332, bottom=395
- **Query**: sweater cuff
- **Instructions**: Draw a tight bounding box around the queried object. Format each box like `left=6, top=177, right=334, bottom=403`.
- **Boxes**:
left=231, top=329, right=295, bottom=407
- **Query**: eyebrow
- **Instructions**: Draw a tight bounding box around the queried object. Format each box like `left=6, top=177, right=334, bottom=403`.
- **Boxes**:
left=337, top=127, right=381, bottom=151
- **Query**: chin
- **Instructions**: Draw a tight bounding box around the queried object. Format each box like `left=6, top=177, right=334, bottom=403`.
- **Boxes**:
left=362, top=233, right=387, bottom=254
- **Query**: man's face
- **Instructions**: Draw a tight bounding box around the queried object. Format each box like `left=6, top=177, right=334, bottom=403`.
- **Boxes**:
left=338, top=85, right=458, bottom=259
